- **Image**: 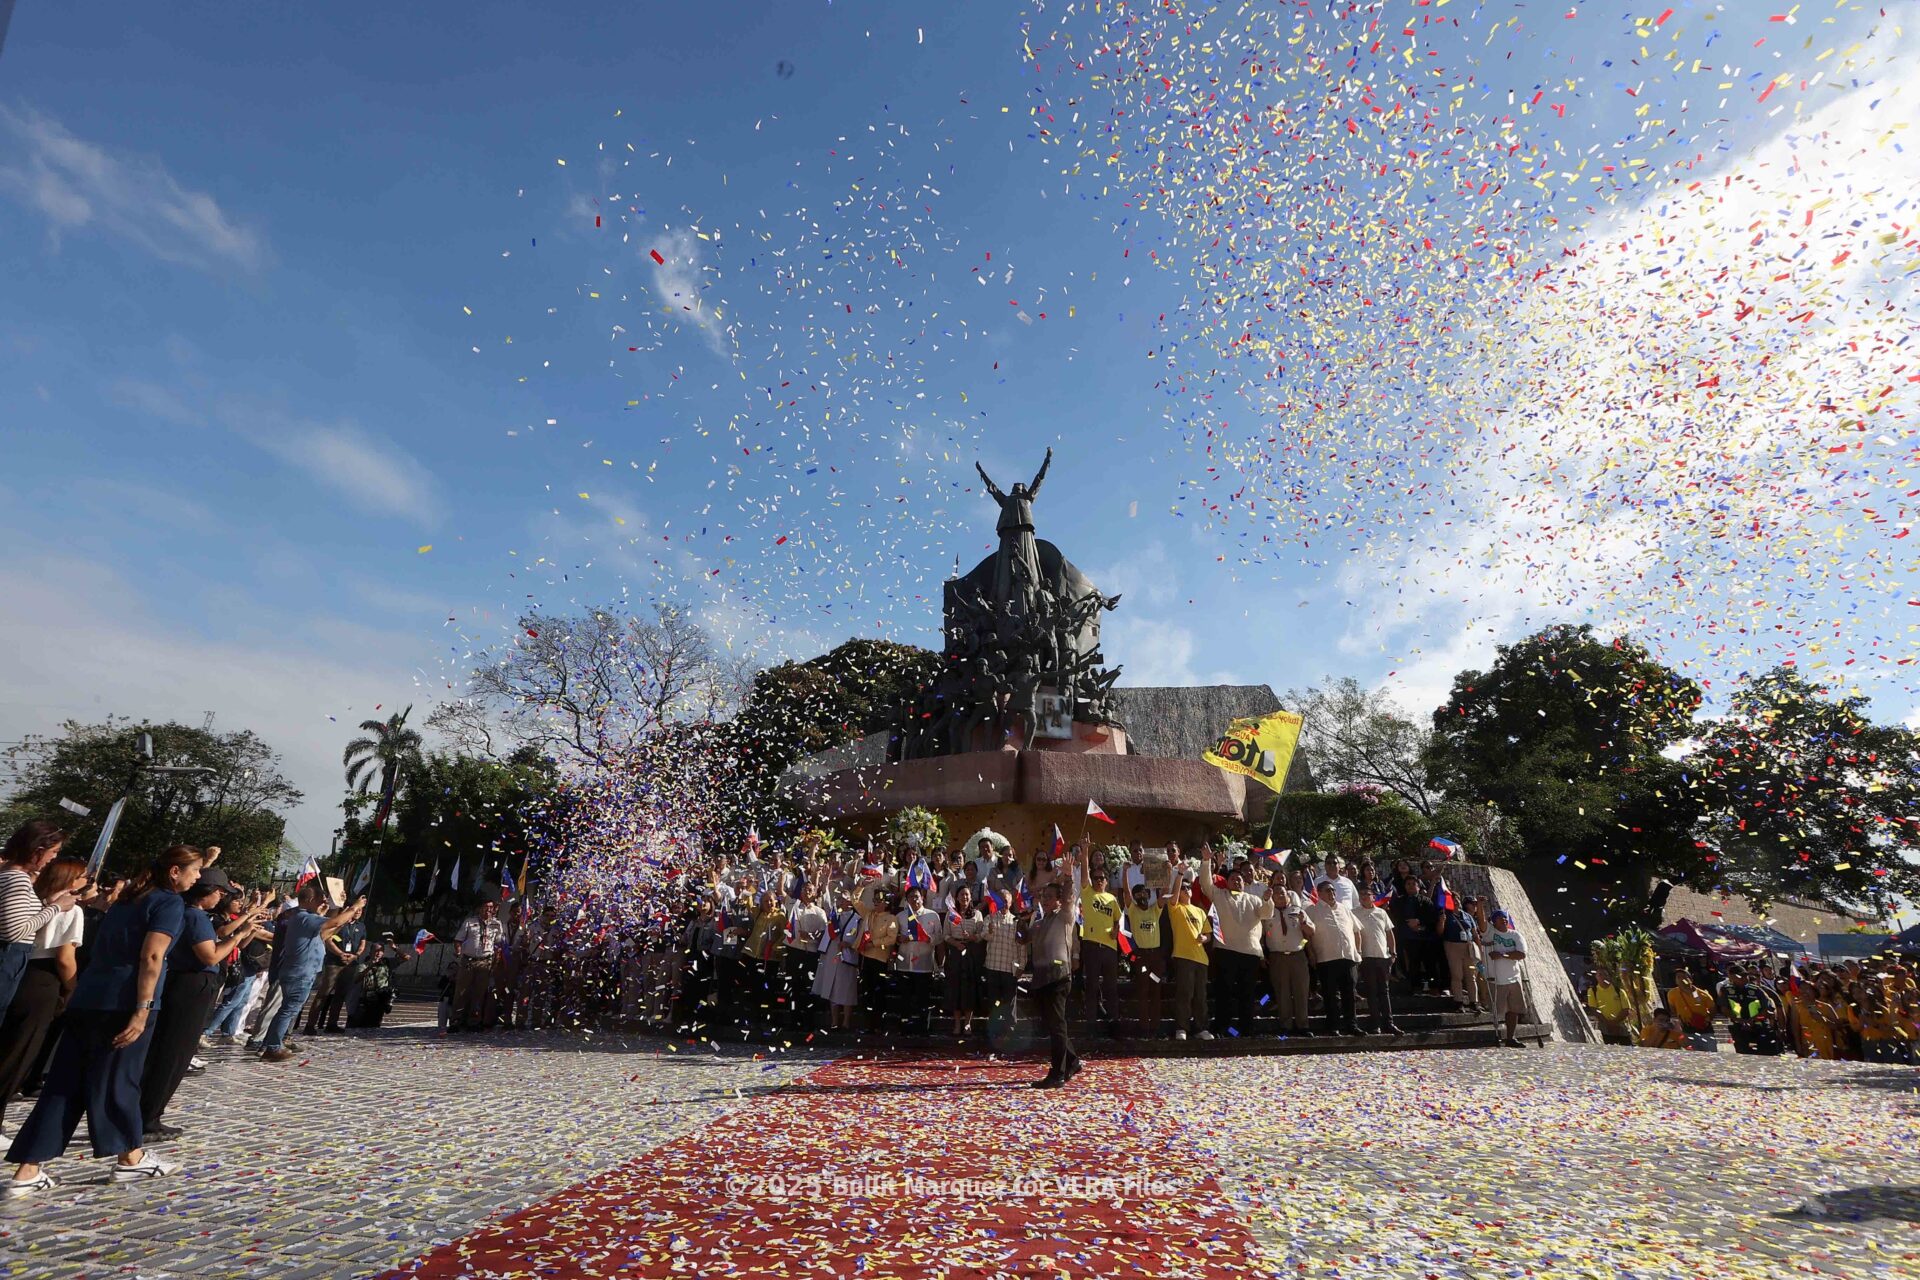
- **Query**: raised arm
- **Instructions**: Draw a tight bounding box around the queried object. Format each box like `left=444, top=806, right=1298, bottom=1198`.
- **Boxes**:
left=974, top=461, right=1007, bottom=502
left=1028, top=447, right=1053, bottom=497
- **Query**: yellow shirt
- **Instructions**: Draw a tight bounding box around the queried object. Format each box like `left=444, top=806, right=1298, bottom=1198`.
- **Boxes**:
left=1796, top=1000, right=1842, bottom=1059
left=746, top=906, right=786, bottom=960
left=1124, top=904, right=1163, bottom=952
left=1637, top=1023, right=1688, bottom=1050
left=858, top=910, right=899, bottom=963
left=1167, top=903, right=1210, bottom=965
left=1080, top=887, right=1121, bottom=950
left=1666, top=984, right=1714, bottom=1032
left=1587, top=981, right=1630, bottom=1024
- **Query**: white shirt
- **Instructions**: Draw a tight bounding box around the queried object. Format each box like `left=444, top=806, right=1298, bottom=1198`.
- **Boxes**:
left=894, top=907, right=939, bottom=973
left=1261, top=890, right=1310, bottom=954
left=1355, top=904, right=1395, bottom=961
left=455, top=915, right=506, bottom=959
left=29, top=906, right=84, bottom=960
left=1305, top=901, right=1361, bottom=965
left=788, top=902, right=828, bottom=949
left=1322, top=875, right=1357, bottom=910
left=1483, top=928, right=1526, bottom=985
left=1209, top=887, right=1273, bottom=957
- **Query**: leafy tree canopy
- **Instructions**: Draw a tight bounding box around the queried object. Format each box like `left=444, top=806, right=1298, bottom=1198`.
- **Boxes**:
left=1282, top=676, right=1438, bottom=815
left=1423, top=624, right=1708, bottom=940
left=1, top=717, right=301, bottom=886
left=1694, top=665, right=1920, bottom=915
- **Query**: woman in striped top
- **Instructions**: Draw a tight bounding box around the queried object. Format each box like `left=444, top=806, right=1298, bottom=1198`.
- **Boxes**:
left=0, top=823, right=85, bottom=1019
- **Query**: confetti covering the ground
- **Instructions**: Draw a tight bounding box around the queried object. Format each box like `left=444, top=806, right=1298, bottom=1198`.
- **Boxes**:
left=1159, top=1047, right=1920, bottom=1280
left=0, top=1015, right=1912, bottom=1279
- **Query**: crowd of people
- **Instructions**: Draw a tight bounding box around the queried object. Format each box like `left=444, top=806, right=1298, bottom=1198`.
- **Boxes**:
left=0, top=821, right=410, bottom=1197
left=1597, top=953, right=1920, bottom=1062
left=425, top=834, right=1538, bottom=1087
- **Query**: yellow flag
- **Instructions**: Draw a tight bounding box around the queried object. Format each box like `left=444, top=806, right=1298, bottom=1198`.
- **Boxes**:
left=1202, top=709, right=1303, bottom=794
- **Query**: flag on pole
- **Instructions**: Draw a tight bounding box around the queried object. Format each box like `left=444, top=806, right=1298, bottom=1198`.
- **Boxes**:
left=449, top=855, right=463, bottom=894
left=1116, top=910, right=1137, bottom=959
left=372, top=768, right=400, bottom=833
left=1202, top=709, right=1304, bottom=794
left=1049, top=825, right=1067, bottom=861
left=351, top=859, right=373, bottom=896
left=1434, top=880, right=1457, bottom=913
left=1086, top=799, right=1115, bottom=825
left=295, top=858, right=322, bottom=889
left=515, top=858, right=529, bottom=899
left=904, top=857, right=934, bottom=894
left=412, top=928, right=435, bottom=955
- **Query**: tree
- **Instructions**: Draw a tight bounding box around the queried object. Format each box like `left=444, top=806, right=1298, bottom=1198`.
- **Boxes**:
left=342, top=706, right=424, bottom=798
left=1423, top=624, right=1708, bottom=942
left=1694, top=666, right=1920, bottom=915
left=728, top=638, right=941, bottom=834
left=431, top=604, right=755, bottom=766
left=0, top=717, right=302, bottom=886
left=1283, top=676, right=1439, bottom=815
left=335, top=747, right=556, bottom=938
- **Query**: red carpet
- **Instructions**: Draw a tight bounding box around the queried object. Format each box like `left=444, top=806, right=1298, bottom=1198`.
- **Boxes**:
left=382, top=1054, right=1263, bottom=1278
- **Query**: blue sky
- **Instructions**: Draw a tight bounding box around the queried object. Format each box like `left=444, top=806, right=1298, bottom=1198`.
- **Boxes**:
left=2, top=2, right=1913, bottom=854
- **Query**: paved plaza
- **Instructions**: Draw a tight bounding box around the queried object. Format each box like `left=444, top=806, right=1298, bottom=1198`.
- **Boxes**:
left=0, top=1011, right=1912, bottom=1279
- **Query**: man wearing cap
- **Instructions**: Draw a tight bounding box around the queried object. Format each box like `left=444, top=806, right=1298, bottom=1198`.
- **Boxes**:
left=1481, top=908, right=1530, bottom=1048
left=1304, top=878, right=1364, bottom=1037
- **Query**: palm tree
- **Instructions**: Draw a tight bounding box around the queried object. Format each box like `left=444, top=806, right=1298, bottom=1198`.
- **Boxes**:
left=343, top=705, right=424, bottom=797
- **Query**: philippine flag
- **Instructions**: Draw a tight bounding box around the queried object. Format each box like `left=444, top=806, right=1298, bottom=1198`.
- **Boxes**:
left=1116, top=910, right=1137, bottom=959
left=1086, top=799, right=1115, bottom=825
left=1049, top=825, right=1067, bottom=862
left=1428, top=836, right=1462, bottom=859
left=983, top=888, right=1009, bottom=916
left=412, top=928, right=435, bottom=955
left=905, top=857, right=934, bottom=894
left=295, top=858, right=322, bottom=889
left=905, top=912, right=932, bottom=944
left=1434, top=880, right=1457, bottom=912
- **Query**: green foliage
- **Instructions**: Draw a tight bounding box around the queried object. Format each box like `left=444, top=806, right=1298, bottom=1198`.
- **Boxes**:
left=886, top=805, right=948, bottom=852
left=0, top=717, right=300, bottom=886
left=1694, top=666, right=1920, bottom=915
left=731, top=637, right=940, bottom=836
left=1282, top=676, right=1437, bottom=814
left=1262, top=787, right=1434, bottom=868
left=342, top=706, right=423, bottom=796
left=1424, top=624, right=1708, bottom=941
left=336, top=746, right=556, bottom=937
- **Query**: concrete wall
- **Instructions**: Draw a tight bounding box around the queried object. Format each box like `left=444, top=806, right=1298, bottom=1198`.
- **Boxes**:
left=1446, top=863, right=1596, bottom=1044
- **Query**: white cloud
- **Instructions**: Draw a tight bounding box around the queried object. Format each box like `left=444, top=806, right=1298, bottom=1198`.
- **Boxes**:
left=645, top=227, right=730, bottom=356
left=254, top=419, right=442, bottom=523
left=108, top=379, right=208, bottom=428
left=0, top=551, right=426, bottom=860
left=0, top=107, right=267, bottom=273
left=1103, top=615, right=1201, bottom=686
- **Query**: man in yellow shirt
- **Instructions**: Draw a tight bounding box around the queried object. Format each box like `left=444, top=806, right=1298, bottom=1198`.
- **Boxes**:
left=1164, top=870, right=1212, bottom=1041
left=1665, top=968, right=1716, bottom=1051
left=1637, top=1008, right=1690, bottom=1050
left=1077, top=852, right=1123, bottom=1036
left=1586, top=972, right=1633, bottom=1044
left=1123, top=883, right=1165, bottom=1038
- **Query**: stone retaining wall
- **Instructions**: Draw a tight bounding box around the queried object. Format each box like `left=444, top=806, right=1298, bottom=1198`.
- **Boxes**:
left=1445, top=863, right=1595, bottom=1043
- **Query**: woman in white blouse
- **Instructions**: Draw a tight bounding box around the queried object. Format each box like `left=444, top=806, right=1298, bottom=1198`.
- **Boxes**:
left=0, top=857, right=88, bottom=1134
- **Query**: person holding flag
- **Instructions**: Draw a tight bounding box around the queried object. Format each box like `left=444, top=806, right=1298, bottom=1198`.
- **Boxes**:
left=782, top=876, right=828, bottom=1035
left=853, top=879, right=901, bottom=1033
left=1122, top=878, right=1166, bottom=1038
left=981, top=868, right=1028, bottom=1042
left=937, top=884, right=987, bottom=1037
left=892, top=884, right=940, bottom=1034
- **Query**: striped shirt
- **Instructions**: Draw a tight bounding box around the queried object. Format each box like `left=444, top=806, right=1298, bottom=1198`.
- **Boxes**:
left=0, top=866, right=61, bottom=945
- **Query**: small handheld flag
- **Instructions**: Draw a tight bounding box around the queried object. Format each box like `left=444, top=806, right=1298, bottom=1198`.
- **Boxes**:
left=1116, top=910, right=1137, bottom=959
left=904, top=912, right=931, bottom=944
left=412, top=928, right=435, bottom=955
left=905, top=857, right=934, bottom=894
left=1428, top=836, right=1462, bottom=859
left=1049, top=825, right=1067, bottom=862
left=1435, top=881, right=1457, bottom=912
left=295, top=858, right=322, bottom=889
left=1086, top=799, right=1115, bottom=825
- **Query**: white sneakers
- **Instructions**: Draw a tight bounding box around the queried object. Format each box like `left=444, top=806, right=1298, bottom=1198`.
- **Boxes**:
left=4, top=1172, right=51, bottom=1197
left=110, top=1153, right=177, bottom=1183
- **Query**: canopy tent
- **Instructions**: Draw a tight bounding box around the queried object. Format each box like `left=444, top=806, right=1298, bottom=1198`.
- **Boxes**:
left=1885, top=922, right=1920, bottom=956
left=1700, top=920, right=1808, bottom=956
left=1654, top=919, right=1769, bottom=967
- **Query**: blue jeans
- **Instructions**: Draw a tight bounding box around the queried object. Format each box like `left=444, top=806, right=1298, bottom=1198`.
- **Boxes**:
left=0, top=941, right=32, bottom=1020
left=205, top=973, right=264, bottom=1038
left=259, top=972, right=317, bottom=1051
